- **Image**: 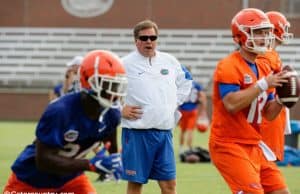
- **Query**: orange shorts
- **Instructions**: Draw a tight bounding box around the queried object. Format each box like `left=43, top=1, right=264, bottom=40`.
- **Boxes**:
left=209, top=140, right=287, bottom=194
left=179, top=109, right=198, bottom=130
left=3, top=172, right=97, bottom=194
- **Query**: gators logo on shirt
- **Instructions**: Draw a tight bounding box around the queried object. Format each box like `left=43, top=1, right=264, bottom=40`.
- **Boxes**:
left=244, top=74, right=253, bottom=84
left=160, top=69, right=169, bottom=75
left=64, top=129, right=79, bottom=142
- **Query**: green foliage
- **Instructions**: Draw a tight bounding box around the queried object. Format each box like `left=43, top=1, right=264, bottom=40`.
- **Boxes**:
left=0, top=121, right=299, bottom=194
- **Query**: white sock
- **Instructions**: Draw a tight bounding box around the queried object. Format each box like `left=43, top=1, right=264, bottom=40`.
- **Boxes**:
left=179, top=146, right=185, bottom=154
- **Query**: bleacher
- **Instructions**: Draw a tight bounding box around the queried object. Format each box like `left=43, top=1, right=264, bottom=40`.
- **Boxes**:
left=0, top=27, right=299, bottom=93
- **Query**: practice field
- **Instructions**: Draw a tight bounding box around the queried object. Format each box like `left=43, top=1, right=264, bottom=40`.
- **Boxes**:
left=1, top=121, right=300, bottom=194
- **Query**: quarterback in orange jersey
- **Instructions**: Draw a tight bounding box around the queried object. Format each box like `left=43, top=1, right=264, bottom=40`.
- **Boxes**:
left=209, top=8, right=291, bottom=194
left=256, top=11, right=293, bottom=161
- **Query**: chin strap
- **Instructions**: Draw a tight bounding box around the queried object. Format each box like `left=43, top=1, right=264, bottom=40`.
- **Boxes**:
left=98, top=107, right=109, bottom=122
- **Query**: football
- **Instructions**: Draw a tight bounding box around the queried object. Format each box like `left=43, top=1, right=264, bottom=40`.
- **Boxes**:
left=196, top=114, right=210, bottom=133
left=185, top=154, right=200, bottom=163
left=276, top=65, right=300, bottom=108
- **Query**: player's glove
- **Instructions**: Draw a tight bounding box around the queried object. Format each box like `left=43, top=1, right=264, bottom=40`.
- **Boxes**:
left=89, top=150, right=122, bottom=181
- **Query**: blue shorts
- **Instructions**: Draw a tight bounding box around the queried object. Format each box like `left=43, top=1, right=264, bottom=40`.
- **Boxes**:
left=121, top=128, right=176, bottom=184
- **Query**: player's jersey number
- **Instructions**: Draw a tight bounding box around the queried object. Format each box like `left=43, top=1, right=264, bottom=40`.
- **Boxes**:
left=58, top=142, right=100, bottom=159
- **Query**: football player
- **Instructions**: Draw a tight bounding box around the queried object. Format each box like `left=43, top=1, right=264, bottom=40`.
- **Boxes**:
left=48, top=55, right=83, bottom=102
left=3, top=50, right=127, bottom=193
left=67, top=55, right=120, bottom=158
left=209, top=8, right=290, bottom=194
left=49, top=54, right=120, bottom=182
left=178, top=78, right=208, bottom=154
left=257, top=11, right=293, bottom=161
left=48, top=82, right=64, bottom=101
left=63, top=55, right=83, bottom=94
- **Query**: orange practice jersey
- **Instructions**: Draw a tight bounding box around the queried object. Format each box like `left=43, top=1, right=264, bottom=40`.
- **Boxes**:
left=256, top=49, right=281, bottom=73
left=210, top=51, right=272, bottom=144
left=257, top=50, right=286, bottom=160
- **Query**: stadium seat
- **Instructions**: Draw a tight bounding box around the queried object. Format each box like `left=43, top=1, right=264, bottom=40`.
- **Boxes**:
left=0, top=27, right=299, bottom=92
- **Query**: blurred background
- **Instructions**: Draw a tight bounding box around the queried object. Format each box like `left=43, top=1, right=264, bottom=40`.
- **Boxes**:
left=0, top=0, right=299, bottom=120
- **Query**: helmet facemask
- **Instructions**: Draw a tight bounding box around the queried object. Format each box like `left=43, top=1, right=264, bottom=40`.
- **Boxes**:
left=83, top=56, right=127, bottom=108
left=277, top=21, right=293, bottom=44
left=88, top=74, right=127, bottom=108
left=79, top=50, right=127, bottom=108
left=238, top=23, right=275, bottom=54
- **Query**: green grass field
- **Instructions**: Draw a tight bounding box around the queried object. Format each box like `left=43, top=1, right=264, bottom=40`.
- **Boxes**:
left=1, top=121, right=300, bottom=194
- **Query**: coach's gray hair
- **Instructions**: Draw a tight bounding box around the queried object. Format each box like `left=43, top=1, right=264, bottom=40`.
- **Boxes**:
left=133, top=19, right=158, bottom=39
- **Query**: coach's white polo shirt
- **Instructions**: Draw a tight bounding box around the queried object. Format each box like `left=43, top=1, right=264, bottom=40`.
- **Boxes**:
left=121, top=50, right=192, bottom=130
